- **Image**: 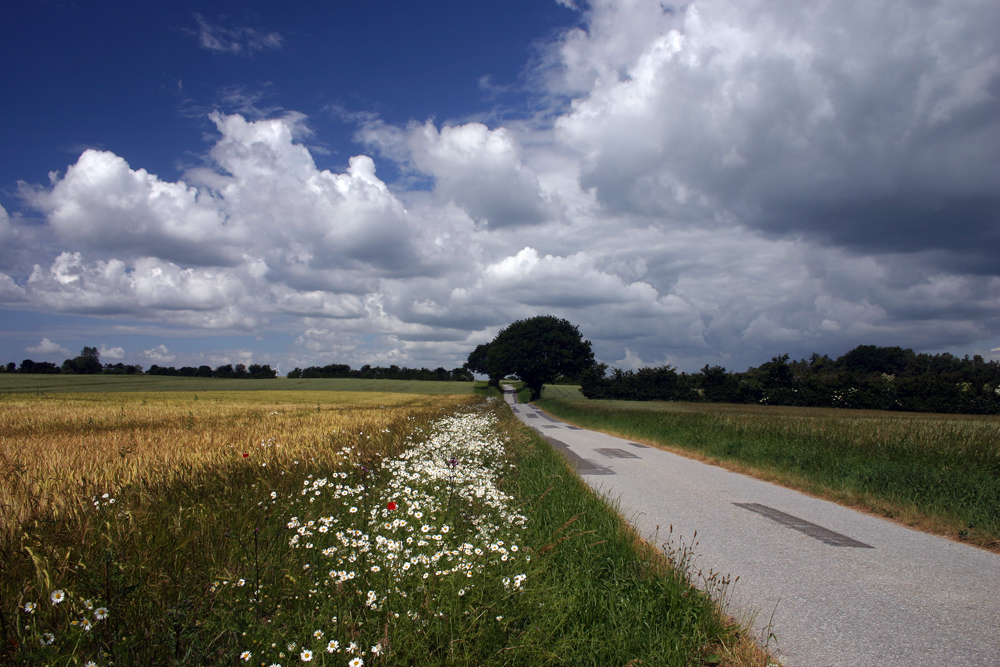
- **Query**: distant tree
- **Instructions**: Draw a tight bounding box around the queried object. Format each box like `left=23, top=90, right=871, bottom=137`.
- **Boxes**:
left=63, top=346, right=103, bottom=375
left=485, top=316, right=595, bottom=401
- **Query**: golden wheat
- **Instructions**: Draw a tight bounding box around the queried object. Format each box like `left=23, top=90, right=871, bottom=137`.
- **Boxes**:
left=0, top=391, right=472, bottom=541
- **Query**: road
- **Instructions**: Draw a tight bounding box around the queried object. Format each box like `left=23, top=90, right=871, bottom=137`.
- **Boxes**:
left=501, top=387, right=1000, bottom=666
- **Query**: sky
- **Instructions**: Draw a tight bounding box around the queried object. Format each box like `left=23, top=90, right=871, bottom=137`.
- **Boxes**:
left=2, top=0, right=999, bottom=374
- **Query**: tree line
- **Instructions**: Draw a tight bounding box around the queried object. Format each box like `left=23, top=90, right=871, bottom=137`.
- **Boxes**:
left=286, top=364, right=473, bottom=382
left=580, top=345, right=1000, bottom=415
left=2, top=346, right=278, bottom=379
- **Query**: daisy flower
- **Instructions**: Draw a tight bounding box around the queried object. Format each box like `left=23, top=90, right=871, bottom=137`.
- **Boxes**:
left=326, top=640, right=340, bottom=653
left=300, top=649, right=313, bottom=661
left=23, top=602, right=36, bottom=613
left=348, top=658, right=364, bottom=667
left=50, top=589, right=66, bottom=604
left=240, top=650, right=252, bottom=662
left=94, top=607, right=109, bottom=620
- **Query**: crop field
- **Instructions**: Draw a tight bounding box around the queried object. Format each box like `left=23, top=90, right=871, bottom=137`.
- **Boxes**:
left=0, top=390, right=758, bottom=666
left=0, top=374, right=482, bottom=395
left=535, top=394, right=1000, bottom=551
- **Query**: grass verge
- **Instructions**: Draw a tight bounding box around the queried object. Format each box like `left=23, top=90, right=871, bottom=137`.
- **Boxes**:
left=2, top=392, right=761, bottom=666
left=535, top=395, right=1000, bottom=551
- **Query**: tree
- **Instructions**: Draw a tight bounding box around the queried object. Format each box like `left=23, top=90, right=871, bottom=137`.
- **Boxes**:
left=484, top=316, right=595, bottom=401
left=63, top=346, right=102, bottom=374
left=464, top=343, right=498, bottom=385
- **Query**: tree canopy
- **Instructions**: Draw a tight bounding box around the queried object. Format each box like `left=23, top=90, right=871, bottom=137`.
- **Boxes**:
left=471, top=316, right=595, bottom=400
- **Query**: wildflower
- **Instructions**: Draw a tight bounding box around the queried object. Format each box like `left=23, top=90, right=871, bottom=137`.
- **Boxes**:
left=240, top=650, right=252, bottom=661
left=348, top=658, right=364, bottom=667
left=326, top=639, right=340, bottom=652
left=84, top=662, right=97, bottom=667
left=83, top=599, right=94, bottom=610
left=23, top=602, right=36, bottom=614
left=300, top=649, right=313, bottom=661
left=40, top=633, right=55, bottom=645
left=243, top=453, right=249, bottom=458
left=387, top=501, right=398, bottom=510
left=94, top=607, right=108, bottom=620
left=371, top=643, right=383, bottom=656
left=50, top=590, right=66, bottom=605
left=313, top=630, right=323, bottom=640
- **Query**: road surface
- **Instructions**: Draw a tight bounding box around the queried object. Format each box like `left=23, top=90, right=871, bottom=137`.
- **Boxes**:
left=502, top=387, right=1000, bottom=666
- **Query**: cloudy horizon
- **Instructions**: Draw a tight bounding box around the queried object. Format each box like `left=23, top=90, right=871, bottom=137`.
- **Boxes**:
left=2, top=0, right=998, bottom=374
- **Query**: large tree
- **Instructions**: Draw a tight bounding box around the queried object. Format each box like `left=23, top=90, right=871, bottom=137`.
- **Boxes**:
left=483, top=316, right=595, bottom=401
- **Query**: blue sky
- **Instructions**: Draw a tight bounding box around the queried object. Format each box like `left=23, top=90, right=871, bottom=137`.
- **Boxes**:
left=2, top=0, right=999, bottom=373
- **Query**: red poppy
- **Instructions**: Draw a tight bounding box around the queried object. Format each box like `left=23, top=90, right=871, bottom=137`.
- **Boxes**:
left=242, top=453, right=249, bottom=458
left=387, top=501, right=398, bottom=510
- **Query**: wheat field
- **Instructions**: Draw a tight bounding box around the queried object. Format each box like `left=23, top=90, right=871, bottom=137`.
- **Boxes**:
left=0, top=390, right=471, bottom=543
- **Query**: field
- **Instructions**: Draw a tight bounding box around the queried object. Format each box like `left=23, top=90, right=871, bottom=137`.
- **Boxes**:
left=535, top=390, right=1000, bottom=551
left=0, top=388, right=759, bottom=666
left=0, top=374, right=482, bottom=395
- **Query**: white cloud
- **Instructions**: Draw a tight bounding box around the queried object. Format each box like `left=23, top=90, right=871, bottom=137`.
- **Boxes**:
left=99, top=346, right=126, bottom=360
left=26, top=338, right=70, bottom=358
left=144, top=345, right=176, bottom=364
left=365, top=121, right=555, bottom=228
left=193, top=14, right=284, bottom=55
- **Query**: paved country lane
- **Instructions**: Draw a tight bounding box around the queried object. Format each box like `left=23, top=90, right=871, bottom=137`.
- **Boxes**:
left=501, top=386, right=1000, bottom=667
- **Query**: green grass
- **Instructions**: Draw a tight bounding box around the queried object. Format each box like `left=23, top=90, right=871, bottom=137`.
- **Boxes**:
left=540, top=385, right=584, bottom=400
left=2, top=394, right=749, bottom=666
left=0, top=374, right=479, bottom=395
left=534, top=395, right=1000, bottom=550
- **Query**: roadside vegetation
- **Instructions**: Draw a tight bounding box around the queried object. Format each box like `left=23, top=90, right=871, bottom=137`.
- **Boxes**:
left=535, top=392, right=1000, bottom=551
left=1, top=389, right=760, bottom=666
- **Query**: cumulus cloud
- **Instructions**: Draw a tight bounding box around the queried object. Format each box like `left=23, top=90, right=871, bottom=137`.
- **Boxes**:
left=193, top=14, right=284, bottom=55
left=100, top=345, right=126, bottom=360
left=4, top=0, right=999, bottom=371
left=144, top=345, right=176, bottom=364
left=26, top=338, right=70, bottom=358
left=362, top=120, right=555, bottom=228
left=551, top=0, right=1000, bottom=266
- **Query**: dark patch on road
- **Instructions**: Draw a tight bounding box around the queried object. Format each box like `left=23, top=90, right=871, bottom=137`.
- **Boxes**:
left=567, top=426, right=583, bottom=430
left=538, top=413, right=560, bottom=422
left=734, top=503, right=874, bottom=548
left=627, top=442, right=649, bottom=448
left=526, top=413, right=538, bottom=418
left=542, top=425, right=560, bottom=429
left=543, top=436, right=615, bottom=475
left=596, top=448, right=641, bottom=459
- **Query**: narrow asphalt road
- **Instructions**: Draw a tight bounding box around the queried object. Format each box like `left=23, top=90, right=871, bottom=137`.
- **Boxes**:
left=502, top=388, right=1000, bottom=666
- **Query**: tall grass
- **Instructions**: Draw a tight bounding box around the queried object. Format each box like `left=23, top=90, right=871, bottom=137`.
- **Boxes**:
left=1, top=392, right=760, bottom=666
left=535, top=396, right=1000, bottom=550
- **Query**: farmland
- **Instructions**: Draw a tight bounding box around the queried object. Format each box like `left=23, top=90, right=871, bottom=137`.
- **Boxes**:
left=0, top=388, right=756, bottom=666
